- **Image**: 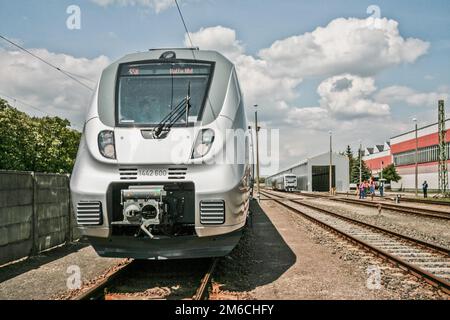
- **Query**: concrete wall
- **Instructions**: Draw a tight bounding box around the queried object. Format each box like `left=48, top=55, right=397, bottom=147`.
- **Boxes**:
left=0, top=171, right=80, bottom=266
left=391, top=163, right=440, bottom=192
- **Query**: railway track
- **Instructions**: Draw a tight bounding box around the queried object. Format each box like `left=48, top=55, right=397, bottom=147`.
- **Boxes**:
left=74, top=258, right=218, bottom=300
left=261, top=190, right=450, bottom=294
left=332, top=198, right=450, bottom=220
left=292, top=191, right=450, bottom=221
left=337, top=192, right=450, bottom=207
left=394, top=197, right=450, bottom=207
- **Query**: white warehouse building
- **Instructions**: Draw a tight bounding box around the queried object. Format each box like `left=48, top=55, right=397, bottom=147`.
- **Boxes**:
left=266, top=152, right=350, bottom=192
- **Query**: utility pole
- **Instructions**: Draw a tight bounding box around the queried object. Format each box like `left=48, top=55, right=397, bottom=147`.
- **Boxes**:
left=413, top=118, right=418, bottom=197
left=254, top=104, right=261, bottom=202
left=359, top=139, right=362, bottom=185
left=329, top=131, right=333, bottom=195
left=438, top=100, right=448, bottom=194
left=249, top=126, right=255, bottom=184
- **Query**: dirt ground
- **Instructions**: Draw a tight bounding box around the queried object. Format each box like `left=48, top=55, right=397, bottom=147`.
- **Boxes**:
left=213, top=199, right=448, bottom=300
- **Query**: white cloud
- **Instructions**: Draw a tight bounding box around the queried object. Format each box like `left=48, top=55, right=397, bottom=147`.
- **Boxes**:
left=259, top=17, right=429, bottom=78
left=91, top=0, right=175, bottom=13
left=286, top=107, right=331, bottom=130
left=183, top=20, right=434, bottom=173
left=0, top=47, right=109, bottom=128
left=185, top=26, right=244, bottom=62
left=375, top=86, right=449, bottom=107
left=318, top=74, right=390, bottom=118
left=185, top=18, right=428, bottom=125
left=185, top=26, right=302, bottom=124
left=234, top=55, right=301, bottom=108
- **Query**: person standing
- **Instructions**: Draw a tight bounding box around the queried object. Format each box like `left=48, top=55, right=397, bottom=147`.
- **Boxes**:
left=370, top=179, right=376, bottom=201
left=360, top=181, right=366, bottom=199
left=360, top=183, right=365, bottom=199
left=379, top=181, right=384, bottom=197
left=422, top=181, right=428, bottom=198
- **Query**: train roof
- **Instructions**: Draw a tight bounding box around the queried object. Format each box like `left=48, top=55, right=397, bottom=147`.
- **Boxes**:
left=113, top=48, right=233, bottom=66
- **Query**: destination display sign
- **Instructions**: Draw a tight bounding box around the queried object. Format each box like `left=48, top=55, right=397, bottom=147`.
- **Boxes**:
left=120, top=63, right=211, bottom=77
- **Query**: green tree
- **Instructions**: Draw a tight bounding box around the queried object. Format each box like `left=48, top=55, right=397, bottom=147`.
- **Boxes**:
left=344, top=145, right=355, bottom=182
left=0, top=99, right=81, bottom=173
left=381, top=164, right=401, bottom=183
left=0, top=100, right=36, bottom=171
left=350, top=151, right=371, bottom=183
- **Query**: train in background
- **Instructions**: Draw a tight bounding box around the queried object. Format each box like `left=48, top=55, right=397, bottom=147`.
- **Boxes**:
left=266, top=174, right=298, bottom=192
left=70, top=48, right=252, bottom=259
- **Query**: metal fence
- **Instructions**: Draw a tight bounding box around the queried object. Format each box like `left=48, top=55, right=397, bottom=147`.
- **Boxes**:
left=0, top=170, right=80, bottom=265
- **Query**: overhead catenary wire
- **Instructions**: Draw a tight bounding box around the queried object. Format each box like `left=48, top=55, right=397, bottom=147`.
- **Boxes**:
left=174, top=0, right=195, bottom=49
left=0, top=92, right=83, bottom=130
left=174, top=0, right=198, bottom=61
left=64, top=70, right=97, bottom=84
left=173, top=0, right=221, bottom=125
left=0, top=34, right=94, bottom=91
left=0, top=92, right=56, bottom=116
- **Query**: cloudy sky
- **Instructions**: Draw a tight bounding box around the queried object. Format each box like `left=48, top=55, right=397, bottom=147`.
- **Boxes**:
left=0, top=0, right=449, bottom=174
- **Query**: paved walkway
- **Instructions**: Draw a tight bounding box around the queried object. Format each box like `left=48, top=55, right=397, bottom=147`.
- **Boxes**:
left=0, top=243, right=122, bottom=300
left=250, top=200, right=389, bottom=299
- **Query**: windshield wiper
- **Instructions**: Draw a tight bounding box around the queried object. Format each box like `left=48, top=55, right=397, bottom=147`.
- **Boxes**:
left=153, top=83, right=192, bottom=138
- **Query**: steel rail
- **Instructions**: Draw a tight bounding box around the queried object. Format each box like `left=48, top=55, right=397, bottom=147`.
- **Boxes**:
left=399, top=197, right=450, bottom=207
left=75, top=258, right=218, bottom=300
left=332, top=197, right=450, bottom=220
left=289, top=190, right=450, bottom=220
left=74, top=260, right=134, bottom=300
left=192, top=258, right=218, bottom=300
left=337, top=191, right=450, bottom=207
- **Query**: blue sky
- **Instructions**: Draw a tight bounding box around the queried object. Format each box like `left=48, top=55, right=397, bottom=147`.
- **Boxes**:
left=0, top=0, right=449, bottom=172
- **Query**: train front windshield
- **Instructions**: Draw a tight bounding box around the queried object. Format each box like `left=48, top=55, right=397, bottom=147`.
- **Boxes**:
left=285, top=176, right=296, bottom=183
left=117, top=62, right=213, bottom=126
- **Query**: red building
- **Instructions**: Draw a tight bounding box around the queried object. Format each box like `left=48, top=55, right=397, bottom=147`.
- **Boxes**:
left=390, top=120, right=450, bottom=191
left=363, top=142, right=392, bottom=176
left=363, top=119, right=450, bottom=191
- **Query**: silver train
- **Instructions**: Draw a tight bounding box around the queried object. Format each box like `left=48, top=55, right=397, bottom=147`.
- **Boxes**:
left=70, top=48, right=252, bottom=259
left=267, top=174, right=297, bottom=192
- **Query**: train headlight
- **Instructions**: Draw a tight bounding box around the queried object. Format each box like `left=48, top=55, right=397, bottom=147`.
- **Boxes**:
left=192, top=129, right=215, bottom=159
left=98, top=130, right=116, bottom=159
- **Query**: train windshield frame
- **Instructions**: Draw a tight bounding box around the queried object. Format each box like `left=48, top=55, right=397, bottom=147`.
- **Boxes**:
left=115, top=60, right=215, bottom=127
left=285, top=175, right=297, bottom=183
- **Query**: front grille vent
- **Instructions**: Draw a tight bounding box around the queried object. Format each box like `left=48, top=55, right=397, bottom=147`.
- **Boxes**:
left=200, top=200, right=225, bottom=225
left=168, top=167, right=187, bottom=180
left=76, top=201, right=103, bottom=226
left=119, top=168, right=138, bottom=180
